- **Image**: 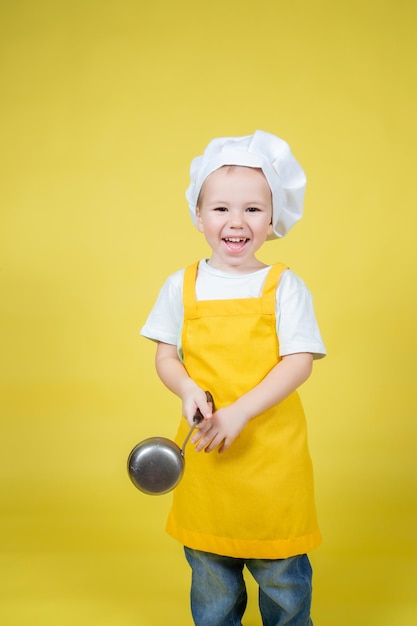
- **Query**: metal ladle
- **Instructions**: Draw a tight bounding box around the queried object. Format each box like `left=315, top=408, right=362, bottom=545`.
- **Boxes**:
left=127, top=391, right=214, bottom=495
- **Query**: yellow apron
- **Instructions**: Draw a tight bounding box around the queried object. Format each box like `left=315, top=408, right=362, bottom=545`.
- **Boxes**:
left=166, top=261, right=321, bottom=559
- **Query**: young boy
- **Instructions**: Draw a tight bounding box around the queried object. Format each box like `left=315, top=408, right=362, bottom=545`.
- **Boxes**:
left=140, top=130, right=326, bottom=626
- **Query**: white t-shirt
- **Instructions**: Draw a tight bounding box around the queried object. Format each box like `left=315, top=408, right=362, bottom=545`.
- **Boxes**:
left=140, top=259, right=326, bottom=360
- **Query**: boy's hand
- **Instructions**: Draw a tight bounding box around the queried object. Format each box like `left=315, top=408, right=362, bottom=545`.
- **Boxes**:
left=191, top=405, right=249, bottom=454
left=181, top=385, right=213, bottom=427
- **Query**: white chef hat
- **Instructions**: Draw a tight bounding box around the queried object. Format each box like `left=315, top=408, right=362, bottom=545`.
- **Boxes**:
left=186, top=130, right=306, bottom=239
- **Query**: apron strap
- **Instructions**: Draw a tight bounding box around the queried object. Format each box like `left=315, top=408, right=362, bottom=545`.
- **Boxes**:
left=183, top=261, right=288, bottom=317
left=183, top=262, right=199, bottom=318
left=261, top=263, right=288, bottom=314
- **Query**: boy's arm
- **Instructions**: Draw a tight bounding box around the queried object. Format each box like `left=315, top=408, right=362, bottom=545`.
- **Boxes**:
left=156, top=341, right=312, bottom=453
left=193, top=352, right=313, bottom=453
left=235, top=352, right=313, bottom=421
left=155, top=342, right=213, bottom=424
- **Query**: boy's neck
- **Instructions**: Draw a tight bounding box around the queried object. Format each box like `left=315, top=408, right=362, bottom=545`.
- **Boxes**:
left=205, top=257, right=269, bottom=275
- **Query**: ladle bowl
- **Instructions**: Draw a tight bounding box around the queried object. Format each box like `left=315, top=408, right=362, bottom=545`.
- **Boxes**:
left=127, top=436, right=186, bottom=495
left=127, top=391, right=214, bottom=495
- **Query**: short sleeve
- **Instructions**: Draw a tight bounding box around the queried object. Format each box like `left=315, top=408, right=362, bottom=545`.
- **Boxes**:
left=140, top=269, right=184, bottom=345
left=276, top=270, right=326, bottom=359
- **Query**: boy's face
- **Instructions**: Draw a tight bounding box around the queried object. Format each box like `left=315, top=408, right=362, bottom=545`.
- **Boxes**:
left=196, top=166, right=273, bottom=273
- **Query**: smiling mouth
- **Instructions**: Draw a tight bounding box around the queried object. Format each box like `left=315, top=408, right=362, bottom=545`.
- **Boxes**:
left=223, top=237, right=249, bottom=251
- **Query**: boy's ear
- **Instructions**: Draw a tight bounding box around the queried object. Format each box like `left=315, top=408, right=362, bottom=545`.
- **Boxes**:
left=195, top=207, right=205, bottom=233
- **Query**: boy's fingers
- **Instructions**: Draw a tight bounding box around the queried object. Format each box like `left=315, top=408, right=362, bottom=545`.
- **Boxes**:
left=204, top=390, right=215, bottom=418
left=197, top=399, right=212, bottom=420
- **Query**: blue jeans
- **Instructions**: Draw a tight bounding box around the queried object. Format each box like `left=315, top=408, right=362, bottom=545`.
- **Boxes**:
left=184, top=548, right=313, bottom=626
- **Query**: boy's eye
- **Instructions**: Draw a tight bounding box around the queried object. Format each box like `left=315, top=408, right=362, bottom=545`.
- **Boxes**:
left=246, top=207, right=260, bottom=212
left=214, top=207, right=228, bottom=212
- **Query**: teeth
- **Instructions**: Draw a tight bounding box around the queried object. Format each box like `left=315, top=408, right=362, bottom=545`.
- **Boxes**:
left=225, top=237, right=246, bottom=242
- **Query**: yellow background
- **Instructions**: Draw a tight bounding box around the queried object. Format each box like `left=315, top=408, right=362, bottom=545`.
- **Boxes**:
left=1, top=1, right=416, bottom=624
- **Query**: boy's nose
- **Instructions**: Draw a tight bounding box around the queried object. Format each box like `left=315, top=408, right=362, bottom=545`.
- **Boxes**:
left=229, top=211, right=244, bottom=226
